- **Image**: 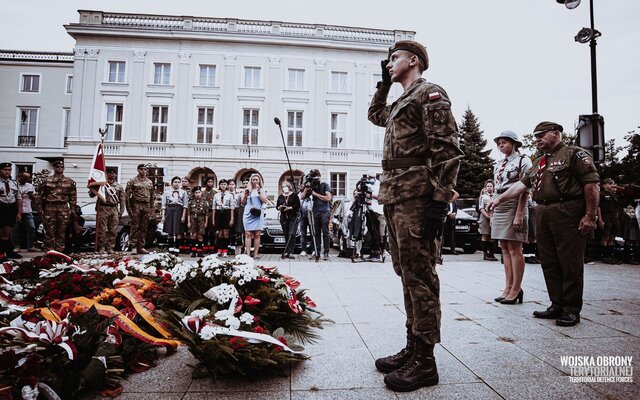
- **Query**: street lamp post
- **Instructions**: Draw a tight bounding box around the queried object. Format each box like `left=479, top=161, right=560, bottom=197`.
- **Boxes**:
left=556, top=0, right=605, bottom=163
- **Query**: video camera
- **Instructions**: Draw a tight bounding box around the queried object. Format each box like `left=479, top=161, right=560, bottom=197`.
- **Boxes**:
left=303, top=169, right=321, bottom=190
left=354, top=174, right=373, bottom=205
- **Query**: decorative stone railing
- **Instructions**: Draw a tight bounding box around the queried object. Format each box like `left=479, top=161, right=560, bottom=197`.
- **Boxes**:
left=0, top=51, right=74, bottom=62
left=75, top=10, right=409, bottom=44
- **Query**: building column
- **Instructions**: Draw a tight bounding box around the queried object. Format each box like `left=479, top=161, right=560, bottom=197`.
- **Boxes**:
left=129, top=49, right=147, bottom=143
left=268, top=56, right=281, bottom=145
left=175, top=51, right=191, bottom=144
left=222, top=54, right=236, bottom=145
left=313, top=57, right=327, bottom=148
left=78, top=47, right=99, bottom=141
left=354, top=62, right=367, bottom=150
left=68, top=46, right=86, bottom=141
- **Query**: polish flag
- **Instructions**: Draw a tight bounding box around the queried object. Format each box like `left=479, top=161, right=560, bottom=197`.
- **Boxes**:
left=88, top=143, right=108, bottom=202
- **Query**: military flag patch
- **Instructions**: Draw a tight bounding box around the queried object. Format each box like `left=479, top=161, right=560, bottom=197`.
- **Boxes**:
left=428, top=92, right=441, bottom=101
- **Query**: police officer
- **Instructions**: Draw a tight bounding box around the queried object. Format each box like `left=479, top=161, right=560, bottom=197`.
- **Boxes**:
left=0, top=162, right=22, bottom=259
left=368, top=40, right=463, bottom=391
left=489, top=121, right=599, bottom=327
left=125, top=164, right=155, bottom=255
left=38, top=160, right=77, bottom=253
left=91, top=168, right=125, bottom=254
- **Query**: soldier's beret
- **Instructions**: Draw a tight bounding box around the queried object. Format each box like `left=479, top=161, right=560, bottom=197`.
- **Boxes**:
left=106, top=168, right=117, bottom=174
left=388, top=40, right=429, bottom=71
left=533, top=121, right=563, bottom=135
left=0, top=162, right=12, bottom=169
left=53, top=160, right=64, bottom=167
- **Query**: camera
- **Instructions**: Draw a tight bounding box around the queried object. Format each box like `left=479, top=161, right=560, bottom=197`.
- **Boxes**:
left=354, top=174, right=373, bottom=205
left=303, top=170, right=321, bottom=190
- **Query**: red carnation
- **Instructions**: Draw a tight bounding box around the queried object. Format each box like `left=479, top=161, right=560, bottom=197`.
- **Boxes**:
left=243, top=296, right=261, bottom=306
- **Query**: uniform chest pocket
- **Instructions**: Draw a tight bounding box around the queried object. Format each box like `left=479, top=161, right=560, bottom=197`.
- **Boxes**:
left=505, top=165, right=520, bottom=180
left=390, top=100, right=420, bottom=138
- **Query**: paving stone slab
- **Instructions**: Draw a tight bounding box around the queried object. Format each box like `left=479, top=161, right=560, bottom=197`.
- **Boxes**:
left=486, top=376, right=606, bottom=400
left=292, top=387, right=397, bottom=400
left=393, top=382, right=501, bottom=399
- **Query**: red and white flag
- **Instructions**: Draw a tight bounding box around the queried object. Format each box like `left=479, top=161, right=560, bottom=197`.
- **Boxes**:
left=87, top=143, right=108, bottom=202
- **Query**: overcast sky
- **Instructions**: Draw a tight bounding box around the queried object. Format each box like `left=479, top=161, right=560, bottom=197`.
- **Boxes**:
left=2, top=0, right=638, bottom=160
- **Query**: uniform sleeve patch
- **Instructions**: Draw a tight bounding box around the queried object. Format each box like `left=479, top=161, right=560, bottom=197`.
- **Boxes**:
left=576, top=151, right=589, bottom=159
left=432, top=110, right=449, bottom=125
left=428, top=92, right=441, bottom=101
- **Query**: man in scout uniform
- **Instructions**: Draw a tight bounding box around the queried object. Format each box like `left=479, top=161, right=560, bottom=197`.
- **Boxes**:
left=368, top=40, right=464, bottom=391
left=202, top=176, right=217, bottom=254
left=0, top=162, right=22, bottom=259
left=125, top=164, right=155, bottom=255
left=489, top=121, right=599, bottom=327
left=187, top=186, right=209, bottom=257
left=91, top=168, right=125, bottom=254
left=37, top=160, right=77, bottom=253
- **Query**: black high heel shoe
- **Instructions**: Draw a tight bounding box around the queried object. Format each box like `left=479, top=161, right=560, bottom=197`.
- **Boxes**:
left=494, top=296, right=505, bottom=302
left=500, top=290, right=523, bottom=304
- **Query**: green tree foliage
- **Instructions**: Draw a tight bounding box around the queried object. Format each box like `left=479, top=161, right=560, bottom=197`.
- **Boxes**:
left=605, top=132, right=640, bottom=184
left=522, top=131, right=575, bottom=160
left=456, top=107, right=495, bottom=199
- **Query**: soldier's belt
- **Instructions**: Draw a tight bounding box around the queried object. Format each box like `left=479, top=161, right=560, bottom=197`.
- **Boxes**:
left=535, top=195, right=583, bottom=205
left=100, top=203, right=118, bottom=207
left=381, top=157, right=427, bottom=170
left=132, top=200, right=150, bottom=204
left=45, top=201, right=67, bottom=205
left=166, top=204, right=182, bottom=208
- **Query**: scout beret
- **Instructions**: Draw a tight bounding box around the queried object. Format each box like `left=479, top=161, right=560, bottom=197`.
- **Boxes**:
left=494, top=130, right=523, bottom=148
left=219, top=179, right=228, bottom=185
left=53, top=160, right=64, bottom=167
left=106, top=168, right=117, bottom=174
left=137, top=163, right=147, bottom=169
left=0, top=162, right=12, bottom=169
left=388, top=40, right=429, bottom=71
left=533, top=121, right=563, bottom=135
left=192, top=186, right=202, bottom=193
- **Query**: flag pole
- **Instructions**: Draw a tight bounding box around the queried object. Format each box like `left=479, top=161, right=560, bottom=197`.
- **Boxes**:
left=93, top=127, right=108, bottom=253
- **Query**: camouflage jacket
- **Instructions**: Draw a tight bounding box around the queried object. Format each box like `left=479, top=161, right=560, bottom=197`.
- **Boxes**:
left=368, top=78, right=464, bottom=205
left=125, top=177, right=155, bottom=210
left=188, top=198, right=210, bottom=219
left=38, top=175, right=77, bottom=208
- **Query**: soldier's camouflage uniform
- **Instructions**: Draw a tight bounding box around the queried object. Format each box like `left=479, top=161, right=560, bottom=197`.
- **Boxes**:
left=38, top=175, right=77, bottom=252
left=95, top=182, right=125, bottom=252
left=188, top=198, right=210, bottom=236
left=368, top=78, right=463, bottom=346
left=125, top=177, right=155, bottom=250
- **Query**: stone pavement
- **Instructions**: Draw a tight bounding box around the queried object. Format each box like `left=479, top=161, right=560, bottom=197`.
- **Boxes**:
left=89, top=251, right=638, bottom=400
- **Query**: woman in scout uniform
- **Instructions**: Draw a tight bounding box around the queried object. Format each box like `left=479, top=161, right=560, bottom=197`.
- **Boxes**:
left=161, top=176, right=188, bottom=254
left=187, top=186, right=209, bottom=257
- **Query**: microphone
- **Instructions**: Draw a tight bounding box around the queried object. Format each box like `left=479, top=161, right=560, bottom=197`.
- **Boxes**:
left=274, top=117, right=281, bottom=126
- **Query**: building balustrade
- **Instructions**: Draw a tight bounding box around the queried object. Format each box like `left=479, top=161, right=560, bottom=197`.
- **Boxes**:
left=17, top=136, right=36, bottom=147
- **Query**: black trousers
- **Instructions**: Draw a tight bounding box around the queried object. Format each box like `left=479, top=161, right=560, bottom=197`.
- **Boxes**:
left=280, top=217, right=299, bottom=255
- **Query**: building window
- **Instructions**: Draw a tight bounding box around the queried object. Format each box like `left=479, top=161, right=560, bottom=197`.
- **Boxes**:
left=330, top=112, right=346, bottom=148
left=21, top=74, right=40, bottom=92
left=243, top=67, right=261, bottom=88
left=108, top=61, right=126, bottom=83
left=330, top=173, right=347, bottom=197
left=153, top=63, right=171, bottom=85
left=151, top=106, right=168, bottom=142
left=105, top=104, right=123, bottom=141
left=65, top=75, right=73, bottom=94
left=197, top=107, right=215, bottom=144
left=15, top=164, right=33, bottom=176
left=287, top=111, right=303, bottom=147
left=287, top=68, right=305, bottom=90
left=63, top=108, right=71, bottom=139
left=18, top=108, right=38, bottom=146
left=242, top=109, right=259, bottom=145
left=330, top=71, right=348, bottom=93
left=372, top=126, right=384, bottom=150
left=199, top=65, right=216, bottom=87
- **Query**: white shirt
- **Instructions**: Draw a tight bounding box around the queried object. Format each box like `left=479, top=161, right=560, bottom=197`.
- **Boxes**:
left=18, top=182, right=34, bottom=213
left=494, top=152, right=532, bottom=193
left=213, top=191, right=235, bottom=210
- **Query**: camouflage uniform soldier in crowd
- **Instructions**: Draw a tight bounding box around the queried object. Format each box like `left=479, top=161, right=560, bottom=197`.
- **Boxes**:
left=38, top=160, right=77, bottom=253
left=187, top=186, right=210, bottom=257
left=125, top=164, right=155, bottom=255
left=91, top=168, right=125, bottom=254
left=368, top=40, right=463, bottom=392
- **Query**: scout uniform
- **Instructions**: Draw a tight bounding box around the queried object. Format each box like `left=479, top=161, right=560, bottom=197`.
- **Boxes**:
left=38, top=161, right=77, bottom=252
left=521, top=127, right=599, bottom=317
left=125, top=174, right=154, bottom=252
left=93, top=178, right=125, bottom=253
left=188, top=197, right=210, bottom=236
left=0, top=162, right=21, bottom=257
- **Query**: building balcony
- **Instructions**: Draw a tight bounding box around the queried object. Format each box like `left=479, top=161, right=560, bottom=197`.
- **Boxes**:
left=17, top=136, right=36, bottom=147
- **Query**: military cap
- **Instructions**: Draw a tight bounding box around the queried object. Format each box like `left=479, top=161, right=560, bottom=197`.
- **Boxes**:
left=0, top=162, right=12, bottom=169
left=494, top=130, right=523, bottom=148
left=137, top=163, right=147, bottom=169
left=388, top=40, right=429, bottom=71
left=533, top=121, right=563, bottom=135
left=53, top=160, right=65, bottom=167
left=106, top=168, right=117, bottom=174
left=192, top=186, right=202, bottom=194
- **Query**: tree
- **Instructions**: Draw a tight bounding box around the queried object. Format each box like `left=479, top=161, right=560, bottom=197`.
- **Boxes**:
left=617, top=131, right=640, bottom=184
left=522, top=131, right=575, bottom=160
left=456, top=107, right=494, bottom=199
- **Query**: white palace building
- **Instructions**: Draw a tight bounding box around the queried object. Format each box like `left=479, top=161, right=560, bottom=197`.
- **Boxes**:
left=0, top=10, right=413, bottom=202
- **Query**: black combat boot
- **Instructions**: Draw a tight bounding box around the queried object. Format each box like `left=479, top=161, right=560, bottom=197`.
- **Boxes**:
left=375, top=329, right=415, bottom=373
left=384, top=340, right=439, bottom=392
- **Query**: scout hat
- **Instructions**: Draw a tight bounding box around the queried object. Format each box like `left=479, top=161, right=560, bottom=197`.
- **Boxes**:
left=53, top=159, right=64, bottom=167
left=0, top=162, right=12, bottom=169
left=533, top=121, right=563, bottom=136
left=494, top=130, right=523, bottom=148
left=388, top=40, right=429, bottom=71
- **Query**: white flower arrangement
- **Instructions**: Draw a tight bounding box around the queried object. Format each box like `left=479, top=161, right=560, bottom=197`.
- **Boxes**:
left=204, top=283, right=238, bottom=304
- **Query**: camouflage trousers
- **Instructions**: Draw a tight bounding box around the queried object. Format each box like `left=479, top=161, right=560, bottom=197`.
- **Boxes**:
left=130, top=203, right=151, bottom=250
left=384, top=197, right=441, bottom=345
left=43, top=203, right=70, bottom=252
left=97, top=205, right=119, bottom=251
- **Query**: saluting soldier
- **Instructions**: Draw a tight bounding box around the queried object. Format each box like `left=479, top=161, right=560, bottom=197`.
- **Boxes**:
left=490, top=121, right=599, bottom=327
left=125, top=164, right=155, bottom=255
left=38, top=160, right=77, bottom=253
left=91, top=168, right=125, bottom=254
left=187, top=186, right=210, bottom=257
left=0, top=162, right=22, bottom=259
left=368, top=40, right=463, bottom=391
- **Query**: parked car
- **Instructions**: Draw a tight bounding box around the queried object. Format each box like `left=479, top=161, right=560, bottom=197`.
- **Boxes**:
left=35, top=202, right=161, bottom=252
left=446, top=208, right=481, bottom=254
left=259, top=206, right=311, bottom=252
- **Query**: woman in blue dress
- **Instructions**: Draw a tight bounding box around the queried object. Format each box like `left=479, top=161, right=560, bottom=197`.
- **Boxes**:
left=241, top=173, right=268, bottom=258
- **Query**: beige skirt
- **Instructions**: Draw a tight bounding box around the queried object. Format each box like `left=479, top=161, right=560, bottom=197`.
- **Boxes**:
left=491, top=196, right=528, bottom=242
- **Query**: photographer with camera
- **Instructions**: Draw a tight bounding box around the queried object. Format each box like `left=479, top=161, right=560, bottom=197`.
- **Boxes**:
left=300, top=169, right=332, bottom=260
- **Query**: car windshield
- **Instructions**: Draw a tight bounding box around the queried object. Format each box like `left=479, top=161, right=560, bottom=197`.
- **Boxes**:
left=264, top=206, right=279, bottom=222
left=457, top=209, right=472, bottom=219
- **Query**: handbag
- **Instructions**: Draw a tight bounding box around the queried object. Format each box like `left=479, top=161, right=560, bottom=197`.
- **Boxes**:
left=249, top=195, right=262, bottom=217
